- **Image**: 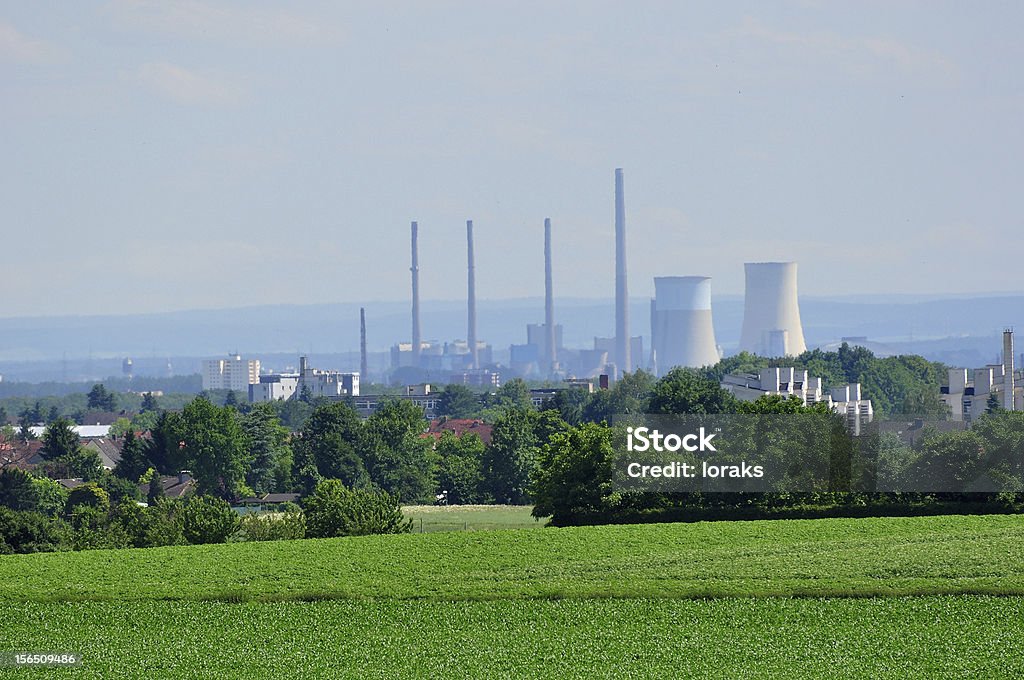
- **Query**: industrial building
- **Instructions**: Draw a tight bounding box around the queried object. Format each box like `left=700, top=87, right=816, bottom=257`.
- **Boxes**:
left=721, top=366, right=874, bottom=434
left=249, top=373, right=299, bottom=402
left=738, top=262, right=807, bottom=357
left=297, top=355, right=359, bottom=399
left=352, top=384, right=440, bottom=419
left=649, top=276, right=720, bottom=375
left=941, top=330, right=1021, bottom=422
left=202, top=354, right=260, bottom=392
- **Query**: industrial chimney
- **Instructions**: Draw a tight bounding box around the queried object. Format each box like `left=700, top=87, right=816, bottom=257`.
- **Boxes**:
left=544, top=217, right=556, bottom=374
left=650, top=276, right=720, bottom=375
left=1004, top=329, right=1015, bottom=411
left=615, top=168, right=631, bottom=375
left=467, top=220, right=478, bottom=369
left=739, top=262, right=807, bottom=357
left=410, top=221, right=421, bottom=366
left=360, top=307, right=368, bottom=382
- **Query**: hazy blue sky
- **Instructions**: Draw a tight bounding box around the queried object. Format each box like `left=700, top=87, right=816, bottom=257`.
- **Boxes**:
left=2, top=2, right=1021, bottom=317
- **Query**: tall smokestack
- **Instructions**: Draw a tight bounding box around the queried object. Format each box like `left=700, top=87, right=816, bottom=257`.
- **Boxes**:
left=739, top=262, right=807, bottom=357
left=467, top=220, right=478, bottom=369
left=544, top=217, right=556, bottom=373
left=360, top=307, right=368, bottom=382
left=410, top=221, right=421, bottom=366
left=615, top=168, right=631, bottom=375
left=1004, top=329, right=1015, bottom=411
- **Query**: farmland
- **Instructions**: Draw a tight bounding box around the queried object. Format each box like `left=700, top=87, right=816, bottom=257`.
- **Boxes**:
left=1, top=514, right=1022, bottom=603
left=1, top=514, right=1023, bottom=678
left=1, top=597, right=1022, bottom=678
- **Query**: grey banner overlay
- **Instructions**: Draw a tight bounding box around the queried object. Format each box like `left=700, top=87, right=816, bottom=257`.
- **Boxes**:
left=611, top=414, right=1024, bottom=493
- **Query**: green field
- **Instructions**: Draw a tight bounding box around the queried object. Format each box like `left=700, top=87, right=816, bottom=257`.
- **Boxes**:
left=402, top=503, right=545, bottom=532
left=2, top=596, right=1022, bottom=679
left=1, top=514, right=1022, bottom=602
left=2, top=515, right=1023, bottom=678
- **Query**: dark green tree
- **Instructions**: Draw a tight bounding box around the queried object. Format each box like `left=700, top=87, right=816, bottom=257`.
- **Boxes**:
left=481, top=407, right=540, bottom=504
left=179, top=397, right=251, bottom=500
left=435, top=430, right=485, bottom=504
left=532, top=422, right=617, bottom=524
left=362, top=399, right=436, bottom=503
left=39, top=417, right=102, bottom=479
left=242, top=402, right=293, bottom=494
left=437, top=384, right=481, bottom=419
left=146, top=411, right=186, bottom=475
left=293, top=401, right=367, bottom=492
left=140, top=392, right=160, bottom=413
left=87, top=384, right=117, bottom=412
left=114, top=429, right=150, bottom=482
left=647, top=368, right=738, bottom=415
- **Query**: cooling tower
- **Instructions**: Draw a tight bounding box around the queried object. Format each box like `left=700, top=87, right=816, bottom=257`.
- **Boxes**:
left=650, top=277, right=720, bottom=375
left=467, top=220, right=478, bottom=369
left=614, top=168, right=631, bottom=374
left=544, top=217, right=556, bottom=372
left=739, top=262, right=806, bottom=357
left=410, top=221, right=421, bottom=366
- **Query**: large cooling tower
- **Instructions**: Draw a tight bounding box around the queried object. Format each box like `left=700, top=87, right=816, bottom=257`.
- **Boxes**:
left=650, top=277, right=720, bottom=375
left=739, top=262, right=806, bottom=357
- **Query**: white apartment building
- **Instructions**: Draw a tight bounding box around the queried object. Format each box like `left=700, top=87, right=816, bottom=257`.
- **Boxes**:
left=202, top=354, right=260, bottom=392
left=721, top=366, right=874, bottom=434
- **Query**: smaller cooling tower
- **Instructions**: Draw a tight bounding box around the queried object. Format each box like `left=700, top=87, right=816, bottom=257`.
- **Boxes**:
left=650, top=276, right=720, bottom=375
left=739, top=262, right=806, bottom=357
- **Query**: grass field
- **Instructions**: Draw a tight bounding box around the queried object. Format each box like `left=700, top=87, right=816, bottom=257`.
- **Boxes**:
left=402, top=504, right=544, bottom=532
left=2, top=597, right=1022, bottom=679
left=1, top=514, right=1022, bottom=602
left=2, top=514, right=1023, bottom=678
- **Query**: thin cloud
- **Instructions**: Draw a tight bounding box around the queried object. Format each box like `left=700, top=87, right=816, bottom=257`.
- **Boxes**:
left=134, top=61, right=244, bottom=106
left=0, top=20, right=64, bottom=63
left=105, top=0, right=340, bottom=46
left=733, top=16, right=959, bottom=82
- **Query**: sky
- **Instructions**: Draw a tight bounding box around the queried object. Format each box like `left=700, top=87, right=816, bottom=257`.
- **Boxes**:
left=2, top=1, right=1022, bottom=317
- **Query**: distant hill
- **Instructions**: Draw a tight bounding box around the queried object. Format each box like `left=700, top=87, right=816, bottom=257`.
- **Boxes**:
left=0, top=294, right=1021, bottom=381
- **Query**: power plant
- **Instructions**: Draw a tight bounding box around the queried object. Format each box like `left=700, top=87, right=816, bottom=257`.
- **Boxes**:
left=614, top=168, right=631, bottom=375
left=738, top=262, right=807, bottom=357
left=650, top=276, right=720, bottom=375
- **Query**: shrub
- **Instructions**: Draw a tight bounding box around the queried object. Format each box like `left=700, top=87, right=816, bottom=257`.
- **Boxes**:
left=181, top=495, right=239, bottom=544
left=303, top=479, right=411, bottom=538
left=234, top=509, right=306, bottom=542
left=0, top=507, right=67, bottom=554
left=65, top=483, right=110, bottom=515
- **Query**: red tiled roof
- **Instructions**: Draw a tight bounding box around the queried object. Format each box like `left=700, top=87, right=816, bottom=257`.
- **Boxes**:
left=423, top=418, right=493, bottom=446
left=0, top=440, right=44, bottom=471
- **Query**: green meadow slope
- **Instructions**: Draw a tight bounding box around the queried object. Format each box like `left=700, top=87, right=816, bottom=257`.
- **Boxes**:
left=2, top=515, right=1023, bottom=679
left=1, top=514, right=1023, bottom=602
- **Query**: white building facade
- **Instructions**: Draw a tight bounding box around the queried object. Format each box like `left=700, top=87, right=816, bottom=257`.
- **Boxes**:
left=202, top=355, right=260, bottom=392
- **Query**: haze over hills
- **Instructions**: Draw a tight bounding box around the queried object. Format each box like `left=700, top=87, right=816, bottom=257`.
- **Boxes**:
left=0, top=294, right=1021, bottom=383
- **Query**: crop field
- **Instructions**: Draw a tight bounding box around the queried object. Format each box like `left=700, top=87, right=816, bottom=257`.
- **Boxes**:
left=1, top=597, right=1022, bottom=678
left=1, top=514, right=1022, bottom=603
left=402, top=503, right=545, bottom=532
left=1, top=515, right=1023, bottom=678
